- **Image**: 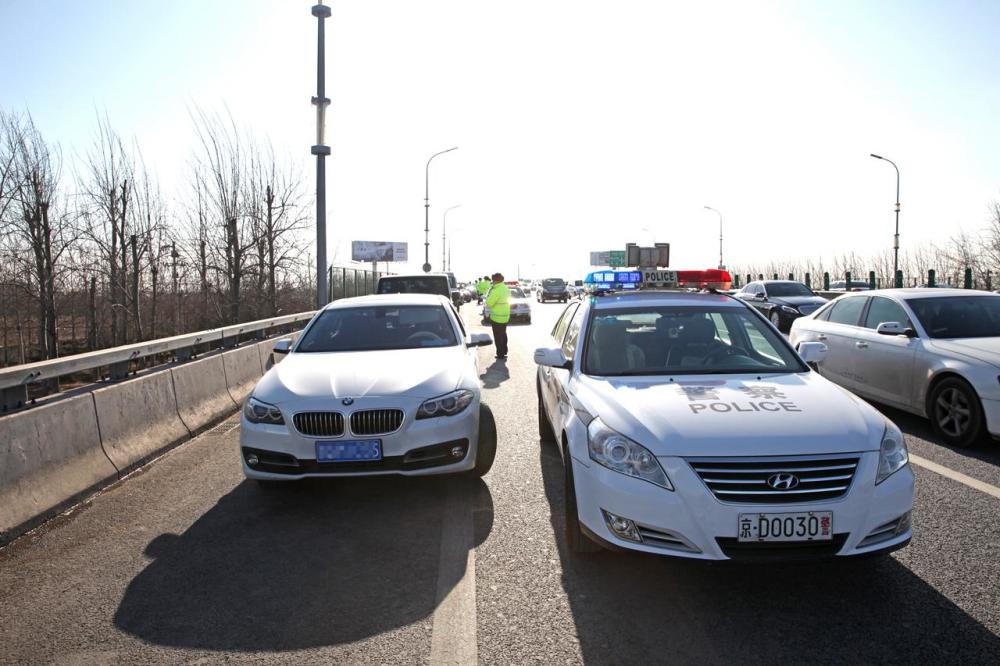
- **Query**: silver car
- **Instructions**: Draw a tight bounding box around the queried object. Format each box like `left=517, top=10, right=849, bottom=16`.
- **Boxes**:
left=789, top=288, right=1000, bottom=448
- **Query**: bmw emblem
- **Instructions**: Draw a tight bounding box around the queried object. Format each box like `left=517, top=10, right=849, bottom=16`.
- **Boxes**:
left=341, top=397, right=354, bottom=406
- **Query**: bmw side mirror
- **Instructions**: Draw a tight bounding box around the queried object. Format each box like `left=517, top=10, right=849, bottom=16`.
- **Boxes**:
left=272, top=338, right=293, bottom=355
left=468, top=332, right=493, bottom=348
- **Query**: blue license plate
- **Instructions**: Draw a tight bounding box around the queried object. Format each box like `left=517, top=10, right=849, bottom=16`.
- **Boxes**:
left=316, top=440, right=382, bottom=463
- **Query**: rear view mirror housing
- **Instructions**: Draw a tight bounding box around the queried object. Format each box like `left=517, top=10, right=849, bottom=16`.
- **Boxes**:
left=468, top=332, right=493, bottom=347
left=877, top=322, right=917, bottom=337
left=798, top=341, right=828, bottom=365
left=272, top=338, right=293, bottom=355
left=534, top=346, right=572, bottom=370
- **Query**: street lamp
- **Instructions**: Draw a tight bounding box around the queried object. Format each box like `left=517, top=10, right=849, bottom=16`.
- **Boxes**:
left=310, top=1, right=332, bottom=307
left=442, top=204, right=462, bottom=272
left=704, top=206, right=724, bottom=269
left=424, top=146, right=458, bottom=272
left=870, top=153, right=901, bottom=287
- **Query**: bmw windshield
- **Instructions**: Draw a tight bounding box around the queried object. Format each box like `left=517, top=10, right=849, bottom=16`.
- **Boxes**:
left=584, top=306, right=806, bottom=376
left=296, top=305, right=458, bottom=352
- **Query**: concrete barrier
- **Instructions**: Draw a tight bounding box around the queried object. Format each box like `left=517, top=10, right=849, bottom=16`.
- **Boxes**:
left=222, top=344, right=264, bottom=405
left=171, top=355, right=238, bottom=434
left=0, top=394, right=118, bottom=541
left=93, top=371, right=191, bottom=472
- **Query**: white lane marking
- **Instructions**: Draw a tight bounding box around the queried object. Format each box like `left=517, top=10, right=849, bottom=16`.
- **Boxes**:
left=429, top=481, right=478, bottom=665
left=909, top=453, right=1000, bottom=500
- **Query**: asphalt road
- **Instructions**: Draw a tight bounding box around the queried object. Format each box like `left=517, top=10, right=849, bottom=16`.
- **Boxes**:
left=1, top=301, right=999, bottom=664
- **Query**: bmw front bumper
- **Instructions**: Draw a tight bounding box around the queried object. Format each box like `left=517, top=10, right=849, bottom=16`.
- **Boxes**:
left=571, top=452, right=914, bottom=560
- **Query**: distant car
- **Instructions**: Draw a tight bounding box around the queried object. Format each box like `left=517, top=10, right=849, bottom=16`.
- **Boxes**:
left=735, top=280, right=828, bottom=332
left=538, top=278, right=569, bottom=303
left=377, top=274, right=450, bottom=300
left=790, top=288, right=1000, bottom=447
left=240, top=294, right=498, bottom=482
left=829, top=280, right=872, bottom=292
left=483, top=286, right=532, bottom=324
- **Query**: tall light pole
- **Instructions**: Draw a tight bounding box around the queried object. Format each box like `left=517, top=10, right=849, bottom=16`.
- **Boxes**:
left=311, top=1, right=331, bottom=307
left=442, top=204, right=462, bottom=271
left=870, top=153, right=901, bottom=287
left=424, top=146, right=458, bottom=272
left=704, top=206, right=724, bottom=269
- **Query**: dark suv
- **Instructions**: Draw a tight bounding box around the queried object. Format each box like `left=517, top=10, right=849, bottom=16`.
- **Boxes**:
left=537, top=278, right=568, bottom=303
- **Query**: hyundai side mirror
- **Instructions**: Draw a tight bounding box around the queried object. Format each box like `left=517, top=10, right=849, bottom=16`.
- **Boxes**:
left=468, top=332, right=493, bottom=347
left=534, top=346, right=572, bottom=370
left=798, top=341, right=828, bottom=364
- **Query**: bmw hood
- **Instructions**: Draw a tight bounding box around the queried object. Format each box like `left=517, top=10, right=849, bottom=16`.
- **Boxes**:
left=928, top=338, right=1000, bottom=368
left=573, top=372, right=884, bottom=457
left=254, top=348, right=466, bottom=404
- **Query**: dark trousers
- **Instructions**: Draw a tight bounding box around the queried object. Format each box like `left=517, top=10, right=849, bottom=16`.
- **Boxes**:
left=491, top=321, right=509, bottom=357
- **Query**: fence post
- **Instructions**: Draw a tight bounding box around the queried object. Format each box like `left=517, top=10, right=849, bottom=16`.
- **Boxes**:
left=927, top=269, right=936, bottom=288
left=733, top=274, right=741, bottom=288
left=746, top=274, right=752, bottom=285
left=987, top=270, right=993, bottom=291
left=788, top=272, right=794, bottom=281
left=805, top=272, right=811, bottom=288
left=823, top=272, right=830, bottom=290
left=758, top=274, right=764, bottom=281
left=895, top=270, right=903, bottom=289
left=845, top=271, right=852, bottom=289
left=964, top=267, right=973, bottom=289
left=868, top=271, right=876, bottom=290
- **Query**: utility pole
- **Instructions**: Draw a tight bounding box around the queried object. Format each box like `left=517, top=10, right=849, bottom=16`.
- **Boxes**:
left=424, top=147, right=458, bottom=272
left=311, top=1, right=332, bottom=306
left=870, top=154, right=901, bottom=287
left=443, top=204, right=461, bottom=272
left=704, top=206, right=724, bottom=269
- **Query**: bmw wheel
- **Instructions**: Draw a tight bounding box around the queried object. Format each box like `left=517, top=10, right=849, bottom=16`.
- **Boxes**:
left=472, top=403, right=498, bottom=476
left=929, top=377, right=984, bottom=448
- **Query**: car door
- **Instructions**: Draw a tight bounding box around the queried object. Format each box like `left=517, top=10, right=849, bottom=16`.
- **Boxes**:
left=550, top=303, right=586, bottom=438
left=850, top=296, right=918, bottom=407
left=541, top=302, right=579, bottom=425
left=813, top=295, right=869, bottom=389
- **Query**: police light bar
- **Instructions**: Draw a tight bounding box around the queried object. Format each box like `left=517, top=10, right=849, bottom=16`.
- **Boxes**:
left=583, top=269, right=732, bottom=292
left=676, top=269, right=732, bottom=291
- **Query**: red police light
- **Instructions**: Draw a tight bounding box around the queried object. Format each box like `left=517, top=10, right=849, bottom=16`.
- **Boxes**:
left=675, top=269, right=733, bottom=291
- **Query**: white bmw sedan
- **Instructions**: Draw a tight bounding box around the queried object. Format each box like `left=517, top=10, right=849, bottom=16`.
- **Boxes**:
left=535, top=290, right=913, bottom=560
left=790, top=288, right=1000, bottom=448
left=240, top=294, right=497, bottom=482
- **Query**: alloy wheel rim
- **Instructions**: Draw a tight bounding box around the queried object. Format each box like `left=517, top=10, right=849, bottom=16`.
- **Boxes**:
left=935, top=387, right=971, bottom=437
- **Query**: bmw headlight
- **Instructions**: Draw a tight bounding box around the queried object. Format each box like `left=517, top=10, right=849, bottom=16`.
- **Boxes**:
left=243, top=396, right=285, bottom=425
left=780, top=305, right=799, bottom=314
left=417, top=389, right=475, bottom=419
left=587, top=418, right=673, bottom=489
left=876, top=420, right=908, bottom=484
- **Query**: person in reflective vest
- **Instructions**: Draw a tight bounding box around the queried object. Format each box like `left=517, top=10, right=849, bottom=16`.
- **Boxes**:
left=476, top=276, right=490, bottom=304
left=485, top=273, right=511, bottom=359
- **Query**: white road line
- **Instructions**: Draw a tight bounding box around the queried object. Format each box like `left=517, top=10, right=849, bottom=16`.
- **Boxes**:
left=909, top=453, right=1000, bottom=500
left=429, top=481, right=478, bottom=666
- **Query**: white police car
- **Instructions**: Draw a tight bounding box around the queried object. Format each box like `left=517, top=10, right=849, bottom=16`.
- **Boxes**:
left=535, top=269, right=914, bottom=560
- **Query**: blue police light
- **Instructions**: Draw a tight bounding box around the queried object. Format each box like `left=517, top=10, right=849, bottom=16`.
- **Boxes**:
left=583, top=270, right=644, bottom=291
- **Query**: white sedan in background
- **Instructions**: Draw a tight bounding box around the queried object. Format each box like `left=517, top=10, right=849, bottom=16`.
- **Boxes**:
left=790, top=288, right=1000, bottom=448
left=240, top=294, right=497, bottom=482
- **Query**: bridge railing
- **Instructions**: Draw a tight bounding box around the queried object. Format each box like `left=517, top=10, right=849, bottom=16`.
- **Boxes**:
left=0, top=311, right=316, bottom=412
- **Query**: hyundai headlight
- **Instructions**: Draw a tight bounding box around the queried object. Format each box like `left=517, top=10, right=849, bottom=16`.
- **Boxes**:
left=781, top=305, right=799, bottom=314
left=876, top=420, right=908, bottom=484
left=587, top=418, right=673, bottom=489
left=417, top=389, right=475, bottom=419
left=243, top=396, right=285, bottom=425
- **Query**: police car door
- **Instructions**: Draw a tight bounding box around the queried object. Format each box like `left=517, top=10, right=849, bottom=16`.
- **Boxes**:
left=542, top=302, right=580, bottom=428
left=550, top=304, right=586, bottom=431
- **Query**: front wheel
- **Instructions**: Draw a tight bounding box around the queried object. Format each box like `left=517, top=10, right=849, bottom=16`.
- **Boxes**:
left=929, top=377, right=984, bottom=448
left=769, top=310, right=782, bottom=330
left=537, top=378, right=555, bottom=442
left=471, top=403, right=498, bottom=476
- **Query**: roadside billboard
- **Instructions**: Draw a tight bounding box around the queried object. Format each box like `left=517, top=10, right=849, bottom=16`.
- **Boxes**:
left=351, top=241, right=408, bottom=263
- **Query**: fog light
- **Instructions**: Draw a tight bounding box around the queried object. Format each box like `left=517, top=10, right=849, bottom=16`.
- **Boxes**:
left=246, top=454, right=259, bottom=466
left=894, top=511, right=912, bottom=536
left=601, top=509, right=642, bottom=543
left=451, top=446, right=464, bottom=458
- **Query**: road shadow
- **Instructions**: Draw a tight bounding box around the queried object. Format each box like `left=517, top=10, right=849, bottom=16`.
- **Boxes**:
left=537, top=444, right=1000, bottom=664
left=479, top=359, right=510, bottom=390
left=870, top=401, right=1000, bottom=467
left=114, top=475, right=493, bottom=652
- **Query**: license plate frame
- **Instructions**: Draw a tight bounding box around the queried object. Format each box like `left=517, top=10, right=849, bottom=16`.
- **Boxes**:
left=737, top=511, right=833, bottom=543
left=316, top=439, right=383, bottom=463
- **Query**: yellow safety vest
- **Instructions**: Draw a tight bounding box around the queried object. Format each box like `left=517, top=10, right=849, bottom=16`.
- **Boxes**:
left=484, top=283, right=510, bottom=324
left=476, top=279, right=490, bottom=295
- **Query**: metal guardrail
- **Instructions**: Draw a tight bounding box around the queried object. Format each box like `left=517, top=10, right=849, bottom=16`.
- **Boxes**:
left=0, top=311, right=316, bottom=411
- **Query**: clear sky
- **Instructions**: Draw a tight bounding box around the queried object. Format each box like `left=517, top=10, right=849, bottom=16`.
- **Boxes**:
left=2, top=0, right=999, bottom=281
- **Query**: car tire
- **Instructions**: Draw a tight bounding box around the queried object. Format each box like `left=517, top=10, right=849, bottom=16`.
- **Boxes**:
left=769, top=310, right=782, bottom=330
left=928, top=377, right=984, bottom=448
left=564, top=444, right=604, bottom=554
left=537, top=378, right=555, bottom=443
left=472, top=403, right=498, bottom=476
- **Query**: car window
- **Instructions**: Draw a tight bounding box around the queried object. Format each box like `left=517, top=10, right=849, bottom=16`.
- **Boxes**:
left=827, top=297, right=867, bottom=326
left=562, top=306, right=585, bottom=358
left=863, top=297, right=911, bottom=330
left=766, top=283, right=813, bottom=297
left=450, top=304, right=467, bottom=337
left=709, top=313, right=732, bottom=344
left=297, top=305, right=458, bottom=352
left=814, top=302, right=834, bottom=321
left=551, top=302, right=579, bottom=342
left=908, top=296, right=1000, bottom=338
left=376, top=276, right=449, bottom=298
